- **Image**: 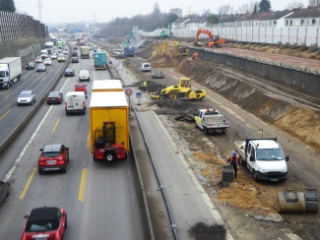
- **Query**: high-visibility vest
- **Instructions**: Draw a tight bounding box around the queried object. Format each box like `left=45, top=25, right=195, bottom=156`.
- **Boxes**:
left=229, top=156, right=239, bottom=165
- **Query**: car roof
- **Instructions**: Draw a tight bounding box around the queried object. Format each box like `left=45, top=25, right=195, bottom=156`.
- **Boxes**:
left=48, top=91, right=61, bottom=95
left=29, top=207, right=61, bottom=222
left=43, top=144, right=62, bottom=152
left=66, top=68, right=73, bottom=71
left=80, top=69, right=89, bottom=72
left=20, top=90, right=32, bottom=94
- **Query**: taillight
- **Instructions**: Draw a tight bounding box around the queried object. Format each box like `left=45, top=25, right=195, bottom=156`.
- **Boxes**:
left=64, top=102, right=67, bottom=107
left=83, top=101, right=85, bottom=107
left=55, top=232, right=61, bottom=240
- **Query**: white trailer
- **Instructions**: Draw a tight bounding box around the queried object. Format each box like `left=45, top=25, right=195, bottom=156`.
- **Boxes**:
left=0, top=57, right=22, bottom=89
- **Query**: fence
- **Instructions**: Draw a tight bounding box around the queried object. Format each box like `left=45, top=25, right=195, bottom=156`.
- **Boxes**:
left=0, top=11, right=47, bottom=42
left=173, top=26, right=320, bottom=46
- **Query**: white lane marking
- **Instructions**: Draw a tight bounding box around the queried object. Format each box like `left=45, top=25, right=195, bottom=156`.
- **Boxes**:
left=4, top=80, right=69, bottom=181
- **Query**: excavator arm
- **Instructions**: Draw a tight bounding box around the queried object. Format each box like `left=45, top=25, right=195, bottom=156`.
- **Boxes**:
left=194, top=28, right=224, bottom=48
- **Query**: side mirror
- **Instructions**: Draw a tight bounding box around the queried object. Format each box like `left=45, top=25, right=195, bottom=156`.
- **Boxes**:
left=39, top=148, right=43, bottom=151
left=250, top=155, right=254, bottom=162
left=285, top=155, right=290, bottom=161
left=24, top=215, right=29, bottom=219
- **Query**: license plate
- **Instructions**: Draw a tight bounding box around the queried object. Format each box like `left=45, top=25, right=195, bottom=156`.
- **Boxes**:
left=51, top=98, right=56, bottom=100
left=270, top=178, right=279, bottom=182
left=46, top=160, right=56, bottom=165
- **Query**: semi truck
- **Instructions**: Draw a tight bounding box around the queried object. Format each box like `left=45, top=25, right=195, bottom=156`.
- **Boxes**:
left=90, top=91, right=129, bottom=161
left=80, top=46, right=90, bottom=59
left=45, top=41, right=54, bottom=48
left=92, top=80, right=123, bottom=92
left=194, top=108, right=230, bottom=134
left=124, top=46, right=135, bottom=57
left=0, top=57, right=22, bottom=89
left=93, top=52, right=107, bottom=70
left=234, top=138, right=289, bottom=182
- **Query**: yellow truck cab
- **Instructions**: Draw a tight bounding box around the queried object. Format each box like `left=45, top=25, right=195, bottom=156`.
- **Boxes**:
left=194, top=108, right=230, bottom=134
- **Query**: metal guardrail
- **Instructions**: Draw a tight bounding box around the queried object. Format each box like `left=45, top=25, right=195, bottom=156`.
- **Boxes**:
left=112, top=66, right=180, bottom=239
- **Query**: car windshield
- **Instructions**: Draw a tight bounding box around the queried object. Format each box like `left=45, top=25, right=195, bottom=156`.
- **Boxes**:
left=66, top=69, right=73, bottom=72
left=42, top=151, right=60, bottom=158
left=48, top=92, right=59, bottom=97
left=26, top=220, right=59, bottom=232
left=19, top=92, right=32, bottom=97
left=256, top=149, right=284, bottom=161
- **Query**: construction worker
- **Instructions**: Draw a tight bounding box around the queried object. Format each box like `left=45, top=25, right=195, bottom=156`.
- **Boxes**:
left=227, top=152, right=239, bottom=178
left=141, top=80, right=147, bottom=92
left=192, top=52, right=198, bottom=60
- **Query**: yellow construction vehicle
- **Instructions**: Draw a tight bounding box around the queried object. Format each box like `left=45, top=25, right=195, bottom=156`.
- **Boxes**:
left=151, top=78, right=206, bottom=100
left=178, top=46, right=189, bottom=56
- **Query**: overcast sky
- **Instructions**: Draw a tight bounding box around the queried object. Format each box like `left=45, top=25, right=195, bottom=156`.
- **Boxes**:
left=14, top=0, right=310, bottom=25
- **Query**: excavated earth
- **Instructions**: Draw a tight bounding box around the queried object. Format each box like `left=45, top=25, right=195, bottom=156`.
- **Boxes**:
left=100, top=39, right=320, bottom=239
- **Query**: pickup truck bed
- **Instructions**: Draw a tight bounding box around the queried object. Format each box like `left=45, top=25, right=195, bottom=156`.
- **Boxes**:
left=234, top=140, right=246, bottom=162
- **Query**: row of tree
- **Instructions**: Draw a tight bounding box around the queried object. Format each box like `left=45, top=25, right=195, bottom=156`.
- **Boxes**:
left=0, top=0, right=16, bottom=12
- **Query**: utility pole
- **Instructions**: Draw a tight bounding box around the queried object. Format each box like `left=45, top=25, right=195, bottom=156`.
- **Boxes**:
left=37, top=0, right=44, bottom=22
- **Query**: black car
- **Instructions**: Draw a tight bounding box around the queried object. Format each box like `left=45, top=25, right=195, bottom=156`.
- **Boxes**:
left=25, top=62, right=35, bottom=70
left=47, top=91, right=63, bottom=104
left=71, top=57, right=79, bottom=63
left=71, top=51, right=78, bottom=57
left=0, top=180, right=10, bottom=205
left=36, top=64, right=46, bottom=72
left=64, top=68, right=75, bottom=77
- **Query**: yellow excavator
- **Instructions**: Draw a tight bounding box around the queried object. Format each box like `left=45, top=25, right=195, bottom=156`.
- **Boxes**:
left=151, top=78, right=206, bottom=100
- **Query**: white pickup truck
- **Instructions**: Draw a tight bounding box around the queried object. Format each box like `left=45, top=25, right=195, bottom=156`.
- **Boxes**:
left=234, top=138, right=289, bottom=182
left=194, top=108, right=230, bottom=134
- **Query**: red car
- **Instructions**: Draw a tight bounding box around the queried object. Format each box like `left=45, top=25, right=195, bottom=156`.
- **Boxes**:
left=21, top=207, right=67, bottom=240
left=74, top=83, right=87, bottom=94
left=38, top=144, right=69, bottom=174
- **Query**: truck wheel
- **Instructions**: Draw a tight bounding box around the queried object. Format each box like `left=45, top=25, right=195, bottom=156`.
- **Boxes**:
left=252, top=171, right=259, bottom=181
left=240, top=157, right=246, bottom=166
left=169, top=92, right=178, bottom=99
left=204, top=128, right=209, bottom=135
left=105, top=152, right=115, bottom=162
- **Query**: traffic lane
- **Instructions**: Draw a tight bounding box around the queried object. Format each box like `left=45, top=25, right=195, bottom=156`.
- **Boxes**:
left=0, top=59, right=67, bottom=146
left=77, top=157, right=147, bottom=240
left=0, top=83, right=148, bottom=239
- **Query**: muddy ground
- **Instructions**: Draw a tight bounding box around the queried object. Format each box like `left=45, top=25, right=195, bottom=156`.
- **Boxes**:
left=99, top=39, right=320, bottom=239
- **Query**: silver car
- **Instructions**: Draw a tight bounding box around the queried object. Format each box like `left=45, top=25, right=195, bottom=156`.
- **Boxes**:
left=44, top=58, right=52, bottom=65
left=17, top=90, right=36, bottom=106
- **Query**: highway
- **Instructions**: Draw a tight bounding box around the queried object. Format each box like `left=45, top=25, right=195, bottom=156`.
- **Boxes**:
left=0, top=43, right=148, bottom=239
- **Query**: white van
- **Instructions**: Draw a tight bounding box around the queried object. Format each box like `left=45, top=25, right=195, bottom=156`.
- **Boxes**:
left=141, top=63, right=151, bottom=72
left=64, top=91, right=86, bottom=115
left=79, top=69, right=90, bottom=81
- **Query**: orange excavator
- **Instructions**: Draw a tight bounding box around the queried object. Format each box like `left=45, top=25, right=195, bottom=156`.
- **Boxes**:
left=194, top=28, right=225, bottom=48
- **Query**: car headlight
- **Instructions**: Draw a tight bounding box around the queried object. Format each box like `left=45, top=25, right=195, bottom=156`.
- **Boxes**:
left=257, top=168, right=266, bottom=173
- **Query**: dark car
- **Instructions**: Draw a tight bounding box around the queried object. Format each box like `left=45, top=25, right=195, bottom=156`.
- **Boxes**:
left=64, top=68, right=75, bottom=77
left=73, top=46, right=78, bottom=50
left=71, top=51, right=78, bottom=57
left=25, top=62, right=35, bottom=70
left=38, top=144, right=69, bottom=174
left=36, top=63, right=46, bottom=72
left=21, top=207, right=67, bottom=240
left=71, top=57, right=79, bottom=63
left=151, top=70, right=164, bottom=79
left=0, top=180, right=10, bottom=205
left=47, top=91, right=63, bottom=105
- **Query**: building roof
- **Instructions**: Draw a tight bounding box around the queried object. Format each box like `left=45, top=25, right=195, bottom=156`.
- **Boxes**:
left=219, top=14, right=245, bottom=23
left=260, top=10, right=293, bottom=20
left=285, top=7, right=320, bottom=18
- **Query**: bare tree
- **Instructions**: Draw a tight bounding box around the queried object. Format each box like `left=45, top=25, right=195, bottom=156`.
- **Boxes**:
left=285, top=1, right=305, bottom=10
left=217, top=5, right=234, bottom=16
left=236, top=1, right=259, bottom=14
